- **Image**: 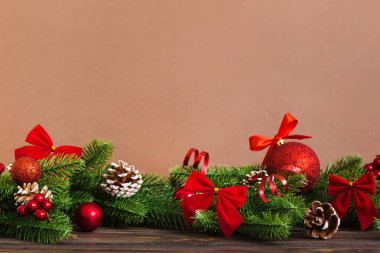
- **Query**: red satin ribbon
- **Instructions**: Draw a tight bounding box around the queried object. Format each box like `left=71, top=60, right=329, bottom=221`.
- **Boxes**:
left=249, top=113, right=311, bottom=164
left=252, top=165, right=300, bottom=203
left=15, top=124, right=82, bottom=160
left=182, top=171, right=247, bottom=237
left=329, top=173, right=378, bottom=230
left=175, top=148, right=209, bottom=200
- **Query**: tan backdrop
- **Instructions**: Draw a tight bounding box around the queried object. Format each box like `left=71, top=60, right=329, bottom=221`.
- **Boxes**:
left=1, top=1, right=380, bottom=174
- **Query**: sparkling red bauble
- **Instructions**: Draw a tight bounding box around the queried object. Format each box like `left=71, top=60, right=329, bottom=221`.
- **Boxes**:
left=26, top=200, right=39, bottom=212
left=17, top=205, right=28, bottom=217
left=33, top=193, right=45, bottom=205
left=42, top=200, right=53, bottom=211
left=263, top=142, right=320, bottom=192
left=34, top=209, right=47, bottom=221
left=0, top=163, right=5, bottom=174
left=11, top=157, right=41, bottom=184
left=75, top=202, right=103, bottom=232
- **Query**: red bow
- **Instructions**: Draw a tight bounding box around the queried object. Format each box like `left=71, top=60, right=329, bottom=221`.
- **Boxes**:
left=175, top=148, right=209, bottom=200
left=249, top=113, right=311, bottom=164
left=15, top=124, right=82, bottom=160
left=182, top=171, right=247, bottom=237
left=329, top=173, right=378, bottom=230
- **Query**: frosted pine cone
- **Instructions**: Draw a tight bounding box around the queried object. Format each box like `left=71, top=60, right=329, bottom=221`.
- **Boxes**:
left=243, top=170, right=268, bottom=186
left=304, top=201, right=340, bottom=240
left=14, top=182, right=53, bottom=206
left=101, top=160, right=143, bottom=198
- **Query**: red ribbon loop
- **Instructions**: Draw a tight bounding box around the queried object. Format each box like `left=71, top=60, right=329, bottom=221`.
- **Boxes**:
left=15, top=124, right=82, bottom=160
left=181, top=171, right=247, bottom=237
left=249, top=113, right=311, bottom=164
left=329, top=173, right=378, bottom=230
left=183, top=148, right=209, bottom=175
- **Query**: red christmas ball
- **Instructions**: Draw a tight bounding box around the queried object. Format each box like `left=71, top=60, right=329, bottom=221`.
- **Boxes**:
left=33, top=193, right=45, bottom=205
left=42, top=200, right=53, bottom=211
left=34, top=209, right=47, bottom=221
left=263, top=142, right=320, bottom=192
left=373, top=157, right=380, bottom=169
left=0, top=163, right=5, bottom=174
left=365, top=163, right=374, bottom=172
left=26, top=200, right=39, bottom=212
left=75, top=202, right=103, bottom=232
left=11, top=157, right=41, bottom=184
left=17, top=205, right=28, bottom=217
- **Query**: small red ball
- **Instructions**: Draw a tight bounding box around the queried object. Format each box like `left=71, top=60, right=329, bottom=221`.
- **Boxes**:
left=33, top=193, right=45, bottom=205
left=365, top=163, right=374, bottom=172
left=11, top=156, right=42, bottom=184
left=373, top=158, right=380, bottom=169
left=17, top=205, right=28, bottom=217
left=264, top=142, right=320, bottom=192
left=26, top=200, right=39, bottom=212
left=34, top=209, right=47, bottom=221
left=0, top=163, right=5, bottom=174
left=42, top=200, right=53, bottom=211
left=75, top=202, right=103, bottom=232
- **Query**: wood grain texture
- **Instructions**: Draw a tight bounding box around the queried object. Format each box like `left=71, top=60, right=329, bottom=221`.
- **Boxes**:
left=0, top=227, right=379, bottom=252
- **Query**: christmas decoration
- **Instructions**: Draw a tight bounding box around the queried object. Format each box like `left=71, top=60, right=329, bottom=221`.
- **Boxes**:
left=42, top=200, right=53, bottom=211
left=16, top=205, right=28, bottom=217
left=33, top=209, right=47, bottom=221
left=0, top=163, right=5, bottom=174
left=329, top=173, right=378, bottom=230
left=364, top=155, right=380, bottom=178
left=75, top=202, right=103, bottom=232
left=304, top=201, right=340, bottom=240
left=14, top=182, right=53, bottom=206
left=264, top=142, right=320, bottom=192
left=101, top=160, right=143, bottom=198
left=26, top=200, right=39, bottom=212
left=11, top=156, right=42, bottom=184
left=15, top=124, right=82, bottom=160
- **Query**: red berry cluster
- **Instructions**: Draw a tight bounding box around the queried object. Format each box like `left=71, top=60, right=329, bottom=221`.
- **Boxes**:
left=364, top=155, right=380, bottom=178
left=16, top=193, right=53, bottom=221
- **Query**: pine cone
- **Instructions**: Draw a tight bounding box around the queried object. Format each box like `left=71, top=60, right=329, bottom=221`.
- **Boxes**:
left=14, top=182, right=53, bottom=206
left=304, top=201, right=340, bottom=239
left=243, top=170, right=268, bottom=186
left=101, top=160, right=143, bottom=198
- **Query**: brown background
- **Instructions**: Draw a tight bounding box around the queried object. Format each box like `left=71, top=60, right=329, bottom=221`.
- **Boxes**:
left=0, top=1, right=379, bottom=174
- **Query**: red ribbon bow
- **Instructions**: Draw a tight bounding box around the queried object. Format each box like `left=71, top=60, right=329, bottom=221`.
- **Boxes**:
left=249, top=113, right=311, bottom=164
left=15, top=124, right=82, bottom=160
left=182, top=171, right=247, bottom=237
left=329, top=173, right=378, bottom=230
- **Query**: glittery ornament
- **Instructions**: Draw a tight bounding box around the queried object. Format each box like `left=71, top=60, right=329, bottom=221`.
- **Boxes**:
left=75, top=202, right=103, bottom=232
left=263, top=142, right=320, bottom=192
left=11, top=157, right=41, bottom=184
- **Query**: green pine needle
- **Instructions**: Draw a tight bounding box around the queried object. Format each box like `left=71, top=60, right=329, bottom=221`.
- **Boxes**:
left=103, top=198, right=147, bottom=227
left=82, top=139, right=114, bottom=171
left=193, top=210, right=220, bottom=233
left=266, top=194, right=307, bottom=225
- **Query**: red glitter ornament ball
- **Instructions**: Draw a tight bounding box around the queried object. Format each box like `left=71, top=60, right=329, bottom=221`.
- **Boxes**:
left=34, top=209, right=47, bottom=221
left=75, top=202, right=103, bottom=232
left=11, top=157, right=42, bottom=184
left=263, top=142, right=320, bottom=192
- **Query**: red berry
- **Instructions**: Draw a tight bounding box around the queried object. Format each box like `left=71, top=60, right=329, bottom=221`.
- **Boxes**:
left=42, top=200, right=53, bottom=211
left=34, top=209, right=47, bottom=221
left=33, top=193, right=45, bottom=205
left=0, top=163, right=5, bottom=174
left=16, top=205, right=28, bottom=217
left=26, top=200, right=39, bottom=212
left=373, top=158, right=380, bottom=169
left=365, top=163, right=374, bottom=172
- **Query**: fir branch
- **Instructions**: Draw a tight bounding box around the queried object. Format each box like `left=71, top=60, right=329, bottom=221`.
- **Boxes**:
left=238, top=212, right=291, bottom=240
left=266, top=194, right=307, bottom=225
left=39, top=154, right=85, bottom=179
left=142, top=173, right=167, bottom=188
left=103, top=198, right=147, bottom=227
left=193, top=210, right=220, bottom=233
left=0, top=172, right=17, bottom=210
left=0, top=210, right=72, bottom=244
left=82, top=139, right=114, bottom=171
left=69, top=190, right=95, bottom=214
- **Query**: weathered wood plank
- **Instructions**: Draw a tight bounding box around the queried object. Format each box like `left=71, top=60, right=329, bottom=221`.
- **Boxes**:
left=0, top=227, right=378, bottom=252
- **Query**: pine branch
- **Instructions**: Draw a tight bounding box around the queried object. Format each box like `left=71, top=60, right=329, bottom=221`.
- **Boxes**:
left=39, top=153, right=85, bottom=179
left=266, top=194, right=307, bottom=225
left=82, top=139, right=114, bottom=171
left=238, top=212, right=291, bottom=239
left=0, top=172, right=17, bottom=210
left=193, top=210, right=220, bottom=233
left=0, top=210, right=72, bottom=244
left=103, top=198, right=147, bottom=227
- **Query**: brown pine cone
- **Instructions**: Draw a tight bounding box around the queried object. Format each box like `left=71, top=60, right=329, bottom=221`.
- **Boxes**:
left=304, top=201, right=340, bottom=240
left=14, top=182, right=53, bottom=206
left=243, top=170, right=268, bottom=186
left=101, top=160, right=143, bottom=198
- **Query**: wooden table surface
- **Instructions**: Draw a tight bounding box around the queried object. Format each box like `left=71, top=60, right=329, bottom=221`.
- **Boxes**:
left=0, top=227, right=379, bottom=252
